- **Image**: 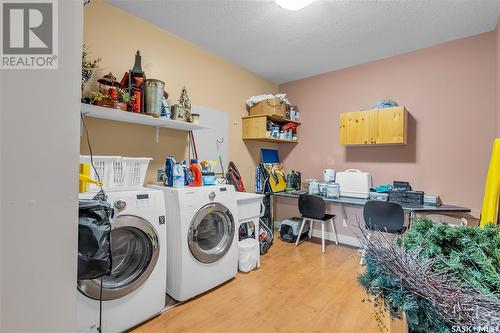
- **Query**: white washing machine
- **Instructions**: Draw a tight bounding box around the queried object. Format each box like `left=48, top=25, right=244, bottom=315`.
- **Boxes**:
left=147, top=185, right=239, bottom=302
left=77, top=188, right=166, bottom=333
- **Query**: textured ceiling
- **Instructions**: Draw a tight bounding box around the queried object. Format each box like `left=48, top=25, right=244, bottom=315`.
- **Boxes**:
left=108, top=0, right=500, bottom=84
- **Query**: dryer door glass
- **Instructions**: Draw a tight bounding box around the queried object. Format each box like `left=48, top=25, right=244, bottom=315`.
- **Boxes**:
left=77, top=215, right=159, bottom=301
left=188, top=202, right=235, bottom=263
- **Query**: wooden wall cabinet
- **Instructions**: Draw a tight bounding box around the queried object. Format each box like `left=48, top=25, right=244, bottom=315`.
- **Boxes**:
left=339, top=106, right=407, bottom=146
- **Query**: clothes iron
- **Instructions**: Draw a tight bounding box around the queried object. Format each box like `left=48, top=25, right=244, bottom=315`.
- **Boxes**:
left=286, top=170, right=301, bottom=192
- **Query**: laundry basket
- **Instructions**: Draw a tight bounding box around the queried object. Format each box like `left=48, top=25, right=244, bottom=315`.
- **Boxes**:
left=79, top=156, right=151, bottom=191
left=122, top=157, right=152, bottom=189
left=80, top=155, right=122, bottom=192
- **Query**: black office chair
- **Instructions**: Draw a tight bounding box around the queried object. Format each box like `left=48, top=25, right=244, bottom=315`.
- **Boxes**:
left=360, top=200, right=406, bottom=264
left=363, top=200, right=405, bottom=233
left=295, top=194, right=338, bottom=254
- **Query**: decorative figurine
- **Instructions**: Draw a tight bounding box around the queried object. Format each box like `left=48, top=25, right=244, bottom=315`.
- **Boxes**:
left=171, top=86, right=192, bottom=122
left=125, top=50, right=146, bottom=113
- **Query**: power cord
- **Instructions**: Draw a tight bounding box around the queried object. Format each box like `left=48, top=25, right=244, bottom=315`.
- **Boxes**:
left=80, top=112, right=106, bottom=333
left=80, top=112, right=106, bottom=200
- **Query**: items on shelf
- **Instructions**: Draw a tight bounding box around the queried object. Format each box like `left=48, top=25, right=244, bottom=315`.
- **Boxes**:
left=371, top=99, right=398, bottom=109
left=144, top=79, right=165, bottom=118
left=188, top=159, right=202, bottom=187
left=161, top=91, right=170, bottom=119
left=165, top=155, right=176, bottom=187
left=304, top=178, right=341, bottom=199
left=336, top=169, right=372, bottom=199
left=190, top=113, right=200, bottom=124
left=172, top=162, right=185, bottom=188
left=245, top=93, right=291, bottom=109
left=91, top=72, right=130, bottom=111
left=81, top=44, right=101, bottom=92
left=245, top=93, right=300, bottom=121
left=266, top=120, right=297, bottom=141
left=81, top=49, right=201, bottom=124
left=164, top=156, right=221, bottom=188
left=323, top=168, right=335, bottom=183
left=200, top=160, right=217, bottom=186
left=171, top=86, right=192, bottom=122
left=286, top=105, right=300, bottom=121
left=128, top=50, right=146, bottom=113
left=369, top=181, right=441, bottom=206
left=79, top=155, right=151, bottom=192
left=285, top=170, right=301, bottom=192
left=242, top=94, right=300, bottom=143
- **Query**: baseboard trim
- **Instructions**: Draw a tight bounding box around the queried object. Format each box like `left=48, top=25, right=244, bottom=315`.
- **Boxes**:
left=310, top=229, right=362, bottom=248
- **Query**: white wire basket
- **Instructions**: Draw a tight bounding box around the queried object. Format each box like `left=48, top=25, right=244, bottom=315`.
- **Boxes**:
left=80, top=156, right=151, bottom=191
left=123, top=157, right=152, bottom=189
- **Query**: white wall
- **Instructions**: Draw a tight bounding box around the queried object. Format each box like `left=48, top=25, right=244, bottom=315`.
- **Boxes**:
left=0, top=1, right=83, bottom=332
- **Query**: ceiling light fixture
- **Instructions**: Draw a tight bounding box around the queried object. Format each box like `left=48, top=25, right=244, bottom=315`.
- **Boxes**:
left=275, top=0, right=314, bottom=11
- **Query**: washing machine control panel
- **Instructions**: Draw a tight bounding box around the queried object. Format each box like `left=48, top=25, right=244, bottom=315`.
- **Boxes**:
left=135, top=193, right=153, bottom=209
left=110, top=193, right=155, bottom=213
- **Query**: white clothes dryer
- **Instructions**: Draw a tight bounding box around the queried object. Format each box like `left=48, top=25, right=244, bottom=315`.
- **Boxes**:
left=147, top=185, right=239, bottom=302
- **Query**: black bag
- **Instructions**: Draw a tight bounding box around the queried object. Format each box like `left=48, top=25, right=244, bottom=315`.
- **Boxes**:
left=78, top=199, right=113, bottom=280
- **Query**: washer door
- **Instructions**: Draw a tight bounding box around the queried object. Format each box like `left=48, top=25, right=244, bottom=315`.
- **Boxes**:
left=78, top=215, right=159, bottom=301
left=188, top=203, right=235, bottom=264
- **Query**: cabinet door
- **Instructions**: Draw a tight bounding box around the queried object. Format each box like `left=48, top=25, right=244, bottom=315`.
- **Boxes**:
left=339, top=113, right=348, bottom=144
left=361, top=109, right=378, bottom=144
left=346, top=111, right=364, bottom=144
left=377, top=106, right=406, bottom=144
left=242, top=116, right=267, bottom=139
left=343, top=110, right=378, bottom=145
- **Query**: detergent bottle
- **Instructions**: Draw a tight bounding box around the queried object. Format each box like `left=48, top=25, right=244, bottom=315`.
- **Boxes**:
left=172, top=163, right=185, bottom=188
left=164, top=155, right=176, bottom=186
left=189, top=159, right=202, bottom=187
left=182, top=160, right=189, bottom=185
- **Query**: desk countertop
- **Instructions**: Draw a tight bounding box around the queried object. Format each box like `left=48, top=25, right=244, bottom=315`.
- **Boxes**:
left=273, top=192, right=471, bottom=213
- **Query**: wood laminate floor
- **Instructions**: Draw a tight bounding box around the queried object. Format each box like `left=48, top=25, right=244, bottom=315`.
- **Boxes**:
left=132, top=236, right=381, bottom=333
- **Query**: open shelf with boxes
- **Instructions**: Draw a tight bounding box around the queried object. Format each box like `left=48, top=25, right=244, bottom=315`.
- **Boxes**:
left=242, top=114, right=300, bottom=143
left=242, top=96, right=301, bottom=143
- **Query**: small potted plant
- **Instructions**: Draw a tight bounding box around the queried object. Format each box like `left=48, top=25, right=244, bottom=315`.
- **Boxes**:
left=81, top=44, right=101, bottom=93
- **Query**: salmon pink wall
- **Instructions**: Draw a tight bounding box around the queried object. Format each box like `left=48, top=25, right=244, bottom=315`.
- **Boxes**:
left=278, top=32, right=496, bottom=228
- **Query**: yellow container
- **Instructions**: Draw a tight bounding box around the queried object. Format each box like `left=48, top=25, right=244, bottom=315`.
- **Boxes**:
left=480, top=138, right=500, bottom=226
left=79, top=163, right=91, bottom=193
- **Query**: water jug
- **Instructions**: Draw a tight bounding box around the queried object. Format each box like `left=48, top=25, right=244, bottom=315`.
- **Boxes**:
left=165, top=155, right=176, bottom=186
left=189, top=159, right=202, bottom=187
left=182, top=160, right=189, bottom=185
left=172, top=163, right=185, bottom=188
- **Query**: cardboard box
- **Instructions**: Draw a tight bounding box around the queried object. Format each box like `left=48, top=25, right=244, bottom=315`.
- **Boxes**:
left=249, top=97, right=286, bottom=118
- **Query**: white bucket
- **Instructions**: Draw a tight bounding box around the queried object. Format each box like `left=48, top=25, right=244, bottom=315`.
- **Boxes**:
left=238, top=238, right=260, bottom=272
